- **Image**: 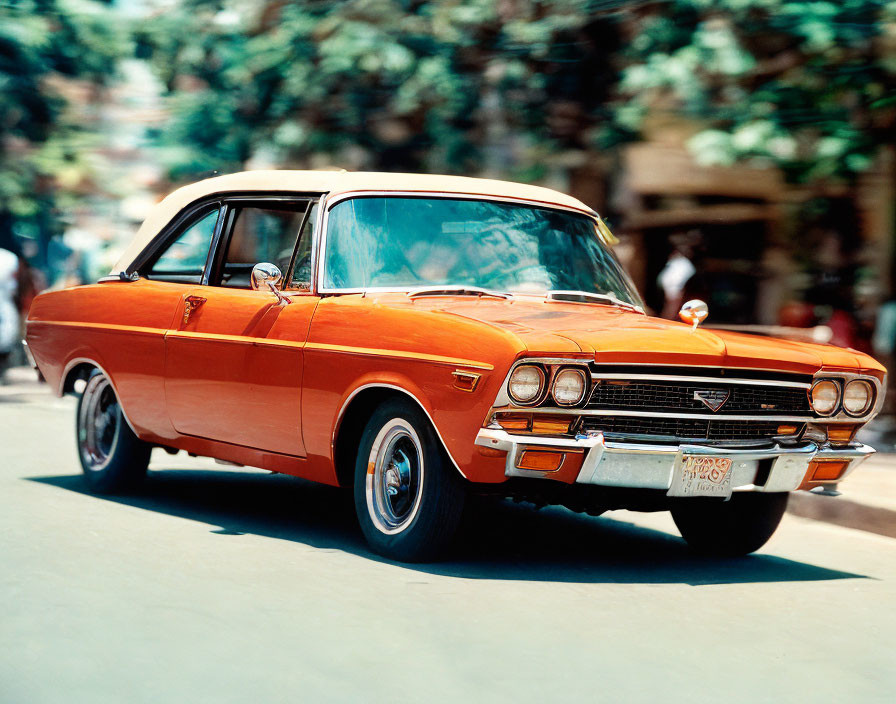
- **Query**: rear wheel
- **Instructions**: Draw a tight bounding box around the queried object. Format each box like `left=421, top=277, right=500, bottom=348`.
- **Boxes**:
left=353, top=399, right=465, bottom=562
left=670, top=492, right=789, bottom=556
left=76, top=370, right=151, bottom=493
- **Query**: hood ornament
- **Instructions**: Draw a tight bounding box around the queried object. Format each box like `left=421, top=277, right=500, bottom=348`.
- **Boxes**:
left=679, top=299, right=709, bottom=330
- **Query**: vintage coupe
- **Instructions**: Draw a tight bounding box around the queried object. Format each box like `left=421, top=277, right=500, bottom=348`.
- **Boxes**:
left=25, top=171, right=886, bottom=561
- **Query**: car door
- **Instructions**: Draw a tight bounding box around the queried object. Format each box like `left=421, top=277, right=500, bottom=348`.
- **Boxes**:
left=99, top=201, right=226, bottom=439
left=163, top=197, right=320, bottom=457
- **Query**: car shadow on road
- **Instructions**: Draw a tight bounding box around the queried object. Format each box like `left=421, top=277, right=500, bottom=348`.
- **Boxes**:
left=27, top=469, right=868, bottom=586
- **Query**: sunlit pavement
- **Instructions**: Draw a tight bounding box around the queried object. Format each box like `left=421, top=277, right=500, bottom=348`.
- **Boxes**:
left=2, top=368, right=895, bottom=703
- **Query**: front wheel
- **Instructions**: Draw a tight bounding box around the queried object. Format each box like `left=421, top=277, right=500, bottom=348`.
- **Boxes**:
left=670, top=492, right=789, bottom=556
left=76, top=371, right=151, bottom=493
left=353, top=399, right=466, bottom=562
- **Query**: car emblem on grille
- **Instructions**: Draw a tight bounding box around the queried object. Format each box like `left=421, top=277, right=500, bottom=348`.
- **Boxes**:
left=693, top=389, right=730, bottom=412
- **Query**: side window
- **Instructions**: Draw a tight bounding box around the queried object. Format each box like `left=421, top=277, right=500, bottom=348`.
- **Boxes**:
left=147, top=208, right=218, bottom=284
left=219, top=204, right=308, bottom=289
left=289, top=203, right=317, bottom=290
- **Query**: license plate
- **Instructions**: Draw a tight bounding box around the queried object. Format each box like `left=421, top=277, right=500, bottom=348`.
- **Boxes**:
left=667, top=455, right=734, bottom=498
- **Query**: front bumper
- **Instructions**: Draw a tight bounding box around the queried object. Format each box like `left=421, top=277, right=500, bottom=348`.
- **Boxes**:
left=474, top=428, right=875, bottom=493
left=21, top=340, right=37, bottom=370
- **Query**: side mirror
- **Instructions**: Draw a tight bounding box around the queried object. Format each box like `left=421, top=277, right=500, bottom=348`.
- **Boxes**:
left=679, top=299, right=708, bottom=329
left=251, top=262, right=291, bottom=305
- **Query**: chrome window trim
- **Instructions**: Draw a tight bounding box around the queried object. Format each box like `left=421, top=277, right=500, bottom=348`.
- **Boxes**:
left=205, top=195, right=318, bottom=289
left=315, top=190, right=606, bottom=296
left=126, top=191, right=325, bottom=286
left=309, top=198, right=326, bottom=296
left=128, top=197, right=223, bottom=276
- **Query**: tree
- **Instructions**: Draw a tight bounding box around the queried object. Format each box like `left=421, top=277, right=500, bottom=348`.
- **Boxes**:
left=139, top=0, right=896, bottom=190
left=615, top=0, right=896, bottom=182
left=0, top=0, right=125, bottom=266
left=134, top=0, right=623, bottom=181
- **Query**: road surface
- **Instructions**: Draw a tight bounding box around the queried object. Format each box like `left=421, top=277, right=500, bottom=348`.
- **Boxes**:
left=2, top=384, right=895, bottom=703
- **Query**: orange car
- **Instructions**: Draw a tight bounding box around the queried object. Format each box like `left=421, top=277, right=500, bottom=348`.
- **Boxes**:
left=24, top=171, right=886, bottom=561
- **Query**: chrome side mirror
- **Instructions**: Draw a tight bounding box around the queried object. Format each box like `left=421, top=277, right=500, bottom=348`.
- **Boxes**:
left=679, top=299, right=708, bottom=329
left=251, top=262, right=291, bottom=305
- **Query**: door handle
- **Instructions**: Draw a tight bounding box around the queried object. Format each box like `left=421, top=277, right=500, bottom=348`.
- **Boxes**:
left=182, top=295, right=207, bottom=325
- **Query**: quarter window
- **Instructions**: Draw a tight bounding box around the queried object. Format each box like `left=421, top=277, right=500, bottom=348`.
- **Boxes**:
left=146, top=208, right=218, bottom=284
left=219, top=204, right=308, bottom=289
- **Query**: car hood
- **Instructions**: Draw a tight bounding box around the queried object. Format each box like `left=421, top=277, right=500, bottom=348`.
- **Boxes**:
left=397, top=295, right=877, bottom=376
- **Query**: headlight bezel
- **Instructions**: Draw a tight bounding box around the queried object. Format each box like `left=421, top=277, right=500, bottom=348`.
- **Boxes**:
left=507, top=364, right=547, bottom=406
left=810, top=374, right=881, bottom=419
left=810, top=379, right=841, bottom=417
left=842, top=379, right=875, bottom=417
left=551, top=367, right=589, bottom=407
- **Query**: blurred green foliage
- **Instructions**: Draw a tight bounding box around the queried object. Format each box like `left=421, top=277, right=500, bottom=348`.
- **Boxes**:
left=620, top=0, right=896, bottom=181
left=0, top=0, right=125, bottom=256
left=134, top=0, right=622, bottom=179
left=137, top=0, right=896, bottom=184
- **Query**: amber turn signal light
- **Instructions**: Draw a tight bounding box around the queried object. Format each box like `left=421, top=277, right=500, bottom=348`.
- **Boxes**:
left=492, top=413, right=531, bottom=431
left=516, top=450, right=565, bottom=472
left=776, top=424, right=799, bottom=435
left=808, top=460, right=850, bottom=482
left=531, top=416, right=572, bottom=435
left=827, top=425, right=859, bottom=444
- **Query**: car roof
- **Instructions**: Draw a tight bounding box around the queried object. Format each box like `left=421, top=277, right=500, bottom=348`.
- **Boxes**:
left=112, top=170, right=597, bottom=274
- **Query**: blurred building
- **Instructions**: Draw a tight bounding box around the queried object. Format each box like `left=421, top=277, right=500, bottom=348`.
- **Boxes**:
left=598, top=126, right=894, bottom=355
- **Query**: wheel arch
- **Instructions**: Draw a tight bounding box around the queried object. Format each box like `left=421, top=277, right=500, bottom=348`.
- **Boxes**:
left=331, top=383, right=466, bottom=489
left=60, top=357, right=141, bottom=436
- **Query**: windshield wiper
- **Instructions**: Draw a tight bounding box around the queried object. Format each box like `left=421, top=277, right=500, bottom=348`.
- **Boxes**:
left=546, top=290, right=644, bottom=313
left=407, top=285, right=513, bottom=300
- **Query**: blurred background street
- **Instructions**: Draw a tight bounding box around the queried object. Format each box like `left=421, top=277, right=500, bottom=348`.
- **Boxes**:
left=1, top=367, right=896, bottom=703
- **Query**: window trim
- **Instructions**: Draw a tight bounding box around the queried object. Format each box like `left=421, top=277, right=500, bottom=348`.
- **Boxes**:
left=130, top=191, right=325, bottom=289
left=138, top=202, right=223, bottom=284
left=207, top=196, right=315, bottom=290
left=285, top=203, right=315, bottom=290
left=315, top=191, right=613, bottom=296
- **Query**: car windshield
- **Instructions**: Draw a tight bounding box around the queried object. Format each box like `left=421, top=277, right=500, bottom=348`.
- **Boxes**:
left=322, top=196, right=643, bottom=306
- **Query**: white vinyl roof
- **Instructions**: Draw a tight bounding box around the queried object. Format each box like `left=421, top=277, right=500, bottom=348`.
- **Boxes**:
left=112, top=170, right=597, bottom=273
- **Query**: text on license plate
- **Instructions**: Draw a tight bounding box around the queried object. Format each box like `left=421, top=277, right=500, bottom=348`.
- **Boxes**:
left=667, top=456, right=734, bottom=498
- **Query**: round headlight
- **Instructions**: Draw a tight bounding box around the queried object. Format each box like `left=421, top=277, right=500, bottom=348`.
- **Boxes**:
left=552, top=368, right=587, bottom=406
left=811, top=379, right=840, bottom=416
left=508, top=365, right=545, bottom=405
left=843, top=379, right=874, bottom=417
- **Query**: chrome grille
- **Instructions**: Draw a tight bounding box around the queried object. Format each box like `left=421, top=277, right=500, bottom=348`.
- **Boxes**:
left=586, top=380, right=811, bottom=415
left=580, top=416, right=804, bottom=444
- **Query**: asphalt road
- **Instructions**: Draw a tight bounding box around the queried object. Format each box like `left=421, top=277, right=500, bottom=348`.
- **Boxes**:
left=2, top=386, right=895, bottom=703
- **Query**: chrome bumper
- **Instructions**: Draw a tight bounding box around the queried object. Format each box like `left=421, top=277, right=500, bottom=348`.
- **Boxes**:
left=21, top=340, right=37, bottom=370
left=474, top=428, right=875, bottom=493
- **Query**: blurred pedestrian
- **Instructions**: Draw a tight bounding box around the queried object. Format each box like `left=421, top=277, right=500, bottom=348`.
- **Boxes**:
left=0, top=247, right=20, bottom=380
left=658, top=234, right=697, bottom=320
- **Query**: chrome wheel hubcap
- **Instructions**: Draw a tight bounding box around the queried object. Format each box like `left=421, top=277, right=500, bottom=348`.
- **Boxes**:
left=78, top=374, right=121, bottom=472
left=365, top=420, right=424, bottom=535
